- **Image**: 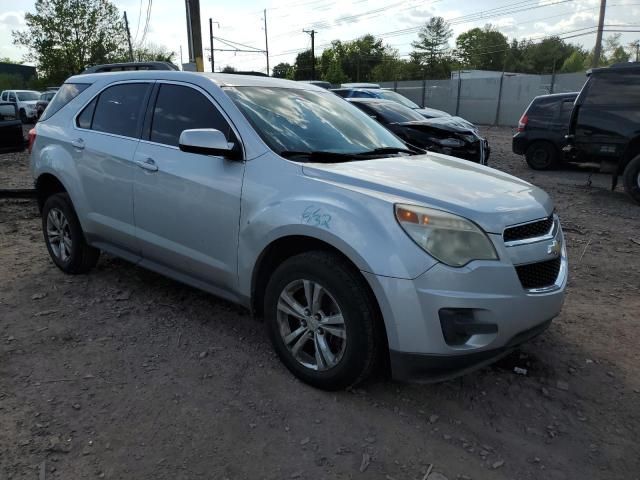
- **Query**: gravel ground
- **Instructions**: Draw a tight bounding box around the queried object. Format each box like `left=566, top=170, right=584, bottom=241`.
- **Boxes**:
left=1, top=127, right=639, bottom=480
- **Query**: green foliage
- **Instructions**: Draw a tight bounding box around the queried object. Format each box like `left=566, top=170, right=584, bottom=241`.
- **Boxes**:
left=560, top=51, right=587, bottom=73
left=293, top=49, right=315, bottom=80
left=13, top=0, right=129, bottom=84
left=0, top=73, right=26, bottom=90
left=411, top=17, right=453, bottom=77
left=0, top=57, right=22, bottom=64
left=131, top=43, right=175, bottom=63
left=272, top=62, right=293, bottom=78
left=456, top=25, right=508, bottom=71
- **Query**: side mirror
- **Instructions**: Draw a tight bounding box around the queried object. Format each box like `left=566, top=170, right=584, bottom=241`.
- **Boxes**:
left=178, top=128, right=241, bottom=160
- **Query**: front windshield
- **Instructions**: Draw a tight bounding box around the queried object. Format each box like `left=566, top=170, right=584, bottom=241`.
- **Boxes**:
left=379, top=90, right=420, bottom=109
left=16, top=91, right=40, bottom=101
left=224, top=86, right=407, bottom=156
left=368, top=102, right=426, bottom=124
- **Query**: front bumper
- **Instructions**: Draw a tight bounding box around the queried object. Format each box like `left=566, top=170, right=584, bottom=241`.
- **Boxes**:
left=364, top=225, right=567, bottom=382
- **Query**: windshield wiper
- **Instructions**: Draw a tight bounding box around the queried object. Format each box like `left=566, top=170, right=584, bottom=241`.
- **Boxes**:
left=360, top=146, right=421, bottom=155
left=279, top=147, right=420, bottom=162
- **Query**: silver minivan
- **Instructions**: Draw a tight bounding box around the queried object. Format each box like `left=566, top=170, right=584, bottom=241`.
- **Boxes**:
left=30, top=71, right=567, bottom=390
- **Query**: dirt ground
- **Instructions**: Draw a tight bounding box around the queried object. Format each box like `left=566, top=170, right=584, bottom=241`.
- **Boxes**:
left=1, top=127, right=639, bottom=480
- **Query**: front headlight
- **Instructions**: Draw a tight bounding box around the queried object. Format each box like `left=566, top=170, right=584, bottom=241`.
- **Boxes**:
left=395, top=204, right=498, bottom=267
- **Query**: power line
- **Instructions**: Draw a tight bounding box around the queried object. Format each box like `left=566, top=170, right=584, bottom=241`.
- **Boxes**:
left=270, top=0, right=576, bottom=58
left=133, top=0, right=144, bottom=43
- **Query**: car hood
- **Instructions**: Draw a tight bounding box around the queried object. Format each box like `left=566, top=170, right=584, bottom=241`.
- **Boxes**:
left=20, top=100, right=38, bottom=106
left=397, top=118, right=477, bottom=135
left=414, top=107, right=450, bottom=118
left=302, top=153, right=552, bottom=233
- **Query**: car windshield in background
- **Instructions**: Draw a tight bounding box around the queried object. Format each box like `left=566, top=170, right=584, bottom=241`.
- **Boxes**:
left=378, top=90, right=420, bottom=109
left=224, top=86, right=408, bottom=158
left=367, top=101, right=426, bottom=124
left=16, top=91, right=40, bottom=101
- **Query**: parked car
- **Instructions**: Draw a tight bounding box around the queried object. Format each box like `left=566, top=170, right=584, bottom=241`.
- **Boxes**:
left=299, top=80, right=332, bottom=89
left=332, top=87, right=477, bottom=130
left=0, top=89, right=41, bottom=123
left=36, top=90, right=57, bottom=119
left=565, top=62, right=640, bottom=204
left=348, top=98, right=489, bottom=165
left=0, top=102, right=25, bottom=153
left=512, top=92, right=578, bottom=170
left=340, top=82, right=380, bottom=89
left=30, top=71, right=566, bottom=390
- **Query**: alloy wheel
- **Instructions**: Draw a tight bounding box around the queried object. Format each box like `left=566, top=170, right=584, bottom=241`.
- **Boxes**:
left=46, top=208, right=72, bottom=262
left=276, top=279, right=347, bottom=371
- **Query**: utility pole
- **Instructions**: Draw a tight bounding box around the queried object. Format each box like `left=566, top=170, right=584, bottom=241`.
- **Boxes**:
left=124, top=11, right=134, bottom=62
left=592, top=0, right=607, bottom=68
left=631, top=40, right=640, bottom=62
left=185, top=0, right=204, bottom=72
left=264, top=9, right=270, bottom=76
left=303, top=29, right=316, bottom=79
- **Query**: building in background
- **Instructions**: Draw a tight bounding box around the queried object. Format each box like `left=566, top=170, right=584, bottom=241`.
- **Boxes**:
left=0, top=63, right=36, bottom=82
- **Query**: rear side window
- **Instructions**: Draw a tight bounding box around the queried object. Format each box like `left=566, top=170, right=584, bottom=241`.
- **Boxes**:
left=527, top=97, right=559, bottom=119
left=40, top=83, right=89, bottom=122
left=76, top=97, right=97, bottom=129
left=91, top=83, right=151, bottom=138
left=1, top=92, right=6, bottom=101
left=585, top=73, right=640, bottom=106
left=149, top=84, right=232, bottom=147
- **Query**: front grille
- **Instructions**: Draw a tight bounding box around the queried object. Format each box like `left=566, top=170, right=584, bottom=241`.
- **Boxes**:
left=504, top=215, right=554, bottom=243
left=515, top=257, right=561, bottom=290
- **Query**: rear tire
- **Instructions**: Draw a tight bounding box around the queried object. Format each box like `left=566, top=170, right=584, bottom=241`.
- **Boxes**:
left=622, top=154, right=640, bottom=205
left=42, top=193, right=100, bottom=274
left=264, top=251, right=381, bottom=390
left=525, top=141, right=558, bottom=170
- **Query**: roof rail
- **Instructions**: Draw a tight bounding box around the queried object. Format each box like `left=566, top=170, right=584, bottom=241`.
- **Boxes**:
left=81, top=61, right=180, bottom=74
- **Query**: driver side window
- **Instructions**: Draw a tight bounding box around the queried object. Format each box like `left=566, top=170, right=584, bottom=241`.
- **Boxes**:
left=150, top=84, right=233, bottom=147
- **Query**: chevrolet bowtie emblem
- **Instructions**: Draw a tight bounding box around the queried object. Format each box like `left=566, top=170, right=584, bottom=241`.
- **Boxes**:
left=547, top=240, right=561, bottom=256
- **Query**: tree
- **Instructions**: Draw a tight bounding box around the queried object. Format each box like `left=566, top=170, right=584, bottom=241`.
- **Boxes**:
left=293, top=49, right=315, bottom=80
left=603, top=34, right=630, bottom=64
left=13, top=0, right=128, bottom=84
left=132, top=43, right=175, bottom=63
left=455, top=25, right=508, bottom=71
left=221, top=65, right=236, bottom=73
left=0, top=57, right=22, bottom=64
left=411, top=17, right=453, bottom=77
left=272, top=62, right=293, bottom=78
left=560, top=50, right=587, bottom=73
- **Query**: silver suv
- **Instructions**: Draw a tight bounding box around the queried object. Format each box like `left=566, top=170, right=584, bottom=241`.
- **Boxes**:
left=30, top=71, right=567, bottom=390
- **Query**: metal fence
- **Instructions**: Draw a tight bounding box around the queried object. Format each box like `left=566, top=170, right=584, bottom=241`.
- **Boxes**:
left=379, top=72, right=587, bottom=126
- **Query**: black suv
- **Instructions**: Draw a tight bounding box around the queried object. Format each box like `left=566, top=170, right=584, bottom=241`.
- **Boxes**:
left=512, top=92, right=578, bottom=170
left=565, top=62, right=640, bottom=204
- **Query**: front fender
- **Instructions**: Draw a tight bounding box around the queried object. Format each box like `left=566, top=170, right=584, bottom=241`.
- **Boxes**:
left=237, top=155, right=435, bottom=298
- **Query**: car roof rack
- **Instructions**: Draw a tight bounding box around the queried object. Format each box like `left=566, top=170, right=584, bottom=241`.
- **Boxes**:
left=81, top=61, right=180, bottom=74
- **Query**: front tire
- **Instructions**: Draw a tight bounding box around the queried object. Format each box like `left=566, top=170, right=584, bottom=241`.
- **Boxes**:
left=525, top=141, right=558, bottom=170
left=19, top=109, right=27, bottom=124
left=264, top=251, right=381, bottom=390
left=42, top=193, right=100, bottom=274
left=623, top=154, right=640, bottom=205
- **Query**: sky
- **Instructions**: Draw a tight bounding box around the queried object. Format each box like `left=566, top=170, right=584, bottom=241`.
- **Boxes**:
left=1, top=0, right=639, bottom=73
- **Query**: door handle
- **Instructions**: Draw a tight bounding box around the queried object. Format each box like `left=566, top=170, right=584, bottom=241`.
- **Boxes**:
left=135, top=157, right=158, bottom=172
left=71, top=138, right=84, bottom=150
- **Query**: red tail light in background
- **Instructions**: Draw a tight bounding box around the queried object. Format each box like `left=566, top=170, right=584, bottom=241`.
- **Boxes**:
left=28, top=128, right=36, bottom=154
left=517, top=114, right=528, bottom=132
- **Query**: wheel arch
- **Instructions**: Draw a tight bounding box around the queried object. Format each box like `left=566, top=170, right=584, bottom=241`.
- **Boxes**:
left=621, top=135, right=640, bottom=173
left=250, top=234, right=390, bottom=367
left=35, top=173, right=68, bottom=213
